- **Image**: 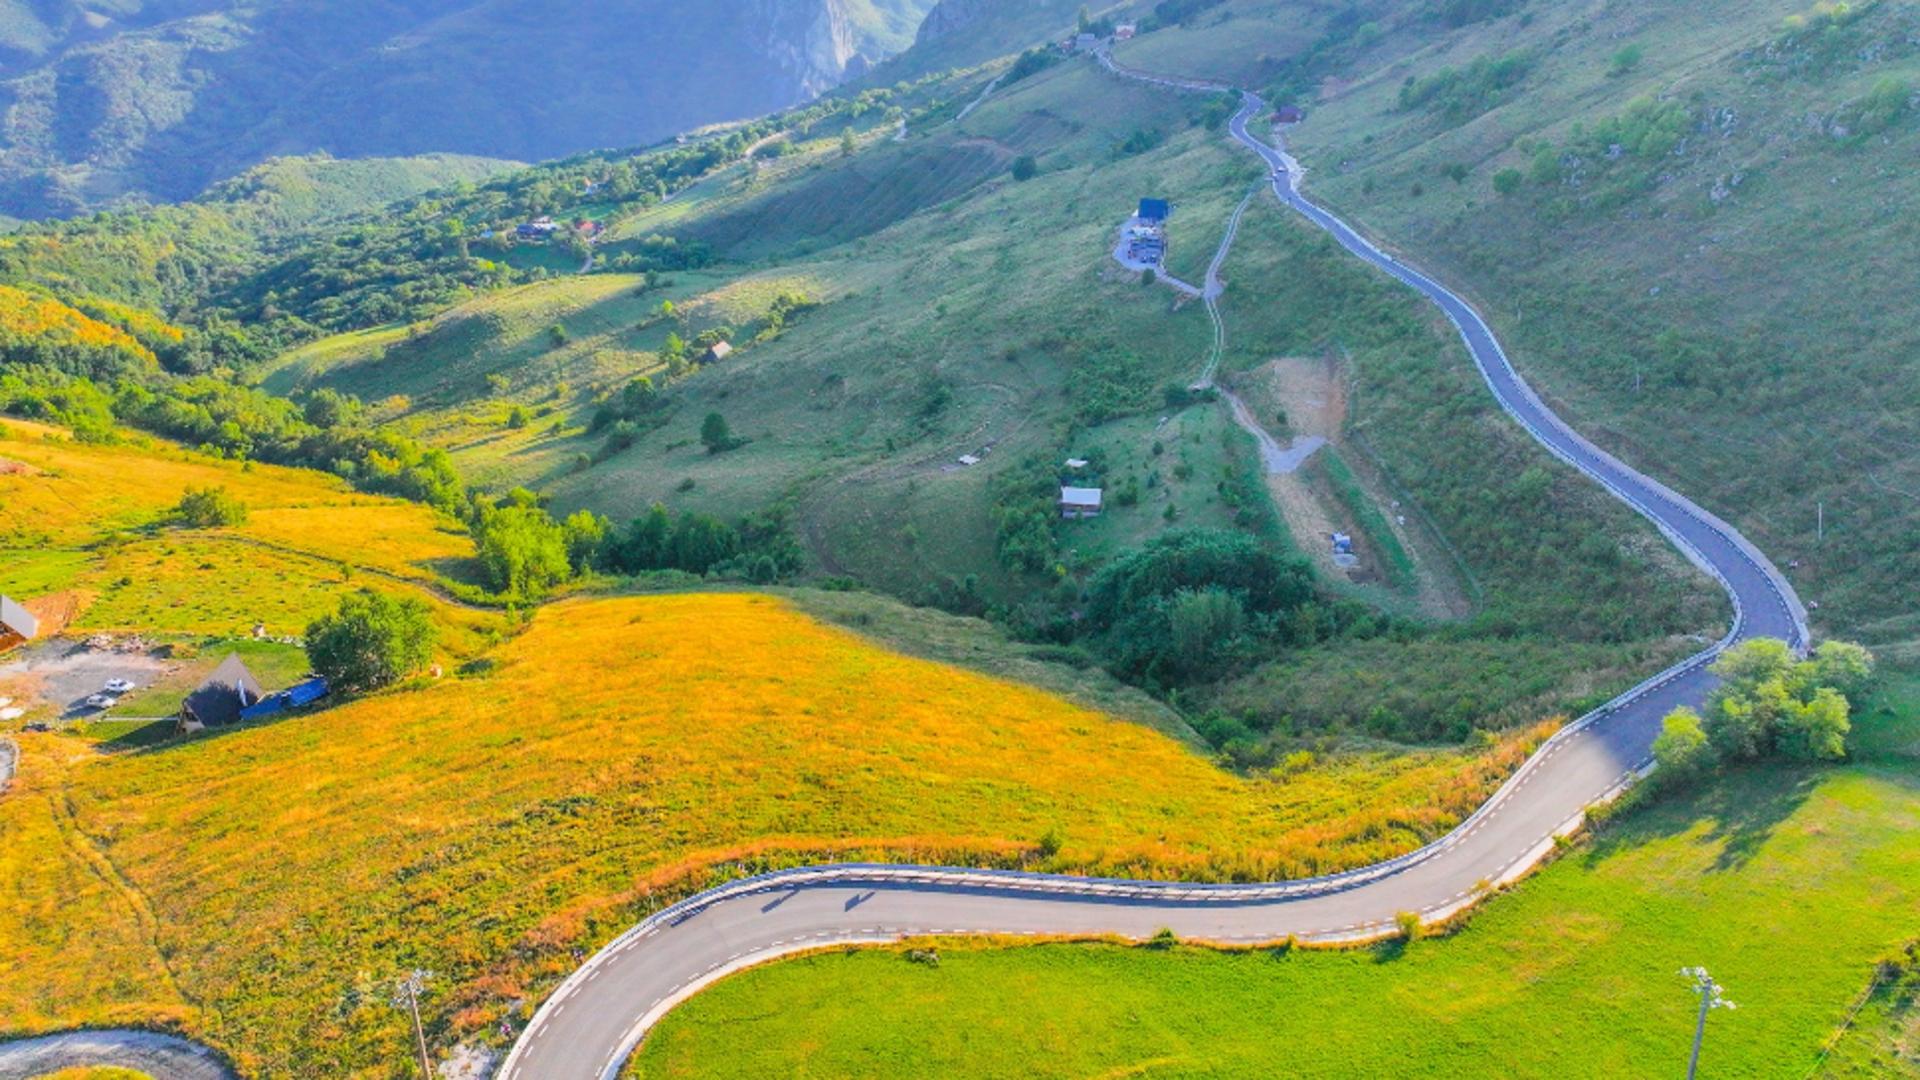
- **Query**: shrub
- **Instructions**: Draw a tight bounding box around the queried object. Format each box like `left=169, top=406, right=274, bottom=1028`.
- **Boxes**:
left=700, top=412, right=737, bottom=454
left=1608, top=43, right=1645, bottom=76
left=1037, top=826, right=1064, bottom=858
left=1493, top=168, right=1524, bottom=196
left=1011, top=155, right=1039, bottom=181
left=174, top=486, right=248, bottom=528
left=1395, top=910, right=1423, bottom=941
left=305, top=590, right=437, bottom=693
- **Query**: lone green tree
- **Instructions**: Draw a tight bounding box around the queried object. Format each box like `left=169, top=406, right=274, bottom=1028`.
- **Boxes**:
left=701, top=412, right=735, bottom=454
left=305, top=591, right=437, bottom=693
left=1652, top=707, right=1712, bottom=783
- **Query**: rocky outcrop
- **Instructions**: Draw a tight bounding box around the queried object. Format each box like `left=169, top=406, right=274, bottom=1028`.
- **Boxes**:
left=915, top=0, right=1001, bottom=44
left=751, top=0, right=863, bottom=100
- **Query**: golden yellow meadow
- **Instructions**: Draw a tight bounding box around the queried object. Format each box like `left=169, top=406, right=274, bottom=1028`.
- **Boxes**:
left=4, top=592, right=1547, bottom=1074
left=0, top=418, right=488, bottom=644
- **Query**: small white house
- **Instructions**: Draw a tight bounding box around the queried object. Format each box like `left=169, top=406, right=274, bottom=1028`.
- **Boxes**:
left=1060, top=486, right=1104, bottom=519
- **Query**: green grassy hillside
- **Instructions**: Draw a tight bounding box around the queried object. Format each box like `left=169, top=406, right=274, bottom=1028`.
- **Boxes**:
left=228, top=15, right=1723, bottom=754
left=1094, top=0, right=1920, bottom=657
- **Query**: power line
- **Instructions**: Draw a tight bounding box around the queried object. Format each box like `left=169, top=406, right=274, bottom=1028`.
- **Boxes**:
left=390, top=968, right=434, bottom=1079
left=1681, top=967, right=1736, bottom=1080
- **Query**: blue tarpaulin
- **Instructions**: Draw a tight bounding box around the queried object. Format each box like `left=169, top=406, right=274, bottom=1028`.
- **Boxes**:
left=238, top=677, right=329, bottom=721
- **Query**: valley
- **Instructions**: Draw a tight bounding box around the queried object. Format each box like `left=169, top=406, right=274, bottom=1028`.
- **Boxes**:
left=1, top=0, right=1915, bottom=1077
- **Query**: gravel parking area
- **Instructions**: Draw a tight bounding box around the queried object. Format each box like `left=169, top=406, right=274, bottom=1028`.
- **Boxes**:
left=0, top=638, right=171, bottom=722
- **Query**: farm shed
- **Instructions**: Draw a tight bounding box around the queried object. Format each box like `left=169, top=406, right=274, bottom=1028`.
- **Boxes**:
left=1059, top=487, right=1104, bottom=519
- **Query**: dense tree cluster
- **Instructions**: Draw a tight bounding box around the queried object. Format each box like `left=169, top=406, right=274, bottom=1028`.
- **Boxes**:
left=604, top=503, right=803, bottom=582
left=1654, top=638, right=1876, bottom=781
left=1398, top=51, right=1534, bottom=125
left=1081, top=528, right=1316, bottom=683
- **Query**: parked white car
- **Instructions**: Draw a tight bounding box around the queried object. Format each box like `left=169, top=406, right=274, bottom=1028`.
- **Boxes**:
left=82, top=693, right=117, bottom=710
left=103, top=678, right=135, bottom=693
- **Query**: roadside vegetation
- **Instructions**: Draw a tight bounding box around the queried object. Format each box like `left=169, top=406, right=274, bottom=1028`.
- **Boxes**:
left=1654, top=637, right=1876, bottom=779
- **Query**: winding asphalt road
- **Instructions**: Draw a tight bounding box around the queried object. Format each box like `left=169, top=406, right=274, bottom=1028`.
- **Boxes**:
left=498, top=54, right=1810, bottom=1080
left=0, top=51, right=1810, bottom=1080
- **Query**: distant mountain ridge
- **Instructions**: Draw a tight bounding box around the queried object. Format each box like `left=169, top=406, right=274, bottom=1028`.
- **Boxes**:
left=0, top=0, right=936, bottom=219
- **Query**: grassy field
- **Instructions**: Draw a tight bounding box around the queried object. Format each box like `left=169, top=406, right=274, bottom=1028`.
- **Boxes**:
left=0, top=590, right=1556, bottom=1075
left=0, top=418, right=498, bottom=647
left=630, top=669, right=1920, bottom=1079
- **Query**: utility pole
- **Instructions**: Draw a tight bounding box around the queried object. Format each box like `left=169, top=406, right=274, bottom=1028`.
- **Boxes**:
left=1817, top=500, right=1825, bottom=544
left=1681, top=967, right=1736, bottom=1080
left=390, top=969, right=434, bottom=1079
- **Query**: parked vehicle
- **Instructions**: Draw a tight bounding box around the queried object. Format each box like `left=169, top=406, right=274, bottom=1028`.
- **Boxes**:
left=82, top=693, right=117, bottom=709
left=104, top=678, right=135, bottom=693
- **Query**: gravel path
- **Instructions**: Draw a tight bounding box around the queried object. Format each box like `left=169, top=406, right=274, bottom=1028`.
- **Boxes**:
left=0, top=1030, right=235, bottom=1080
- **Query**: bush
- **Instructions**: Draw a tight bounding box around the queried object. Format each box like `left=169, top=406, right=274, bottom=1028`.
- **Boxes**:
left=1493, top=168, right=1524, bottom=196
left=700, top=411, right=739, bottom=454
left=1011, top=155, right=1039, bottom=181
left=1651, top=706, right=1712, bottom=784
left=305, top=590, right=437, bottom=693
left=174, top=485, right=248, bottom=528
left=1608, top=43, right=1644, bottom=76
left=1395, top=911, right=1423, bottom=940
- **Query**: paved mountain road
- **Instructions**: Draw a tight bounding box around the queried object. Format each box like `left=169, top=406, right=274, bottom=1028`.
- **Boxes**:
left=499, top=55, right=1808, bottom=1080
left=0, top=51, right=1809, bottom=1080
